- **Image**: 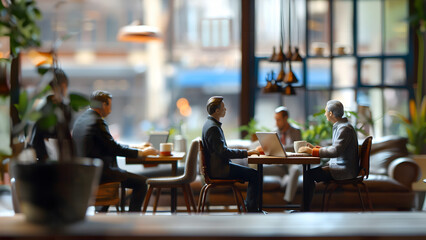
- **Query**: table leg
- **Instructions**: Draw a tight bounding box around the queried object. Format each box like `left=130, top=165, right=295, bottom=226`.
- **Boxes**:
left=171, top=163, right=177, bottom=214
left=257, top=164, right=263, bottom=211
left=302, top=164, right=311, bottom=212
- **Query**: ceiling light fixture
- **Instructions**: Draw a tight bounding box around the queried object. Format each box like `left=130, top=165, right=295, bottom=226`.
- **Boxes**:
left=117, top=20, right=161, bottom=43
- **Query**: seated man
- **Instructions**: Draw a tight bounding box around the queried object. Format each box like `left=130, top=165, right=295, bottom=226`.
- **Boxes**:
left=299, top=100, right=359, bottom=208
left=29, top=68, right=71, bottom=161
left=255, top=106, right=302, bottom=203
left=201, top=96, right=260, bottom=212
left=72, top=90, right=157, bottom=212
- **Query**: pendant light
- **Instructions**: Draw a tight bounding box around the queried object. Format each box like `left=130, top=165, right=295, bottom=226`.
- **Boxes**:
left=117, top=1, right=161, bottom=43
left=291, top=0, right=303, bottom=61
left=283, top=0, right=298, bottom=86
left=117, top=20, right=161, bottom=43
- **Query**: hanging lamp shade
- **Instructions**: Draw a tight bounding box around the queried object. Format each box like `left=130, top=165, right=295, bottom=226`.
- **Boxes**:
left=276, top=63, right=286, bottom=82
left=283, top=68, right=298, bottom=84
left=117, top=20, right=161, bottom=43
left=292, top=47, right=303, bottom=62
left=282, top=84, right=296, bottom=95
left=269, top=46, right=277, bottom=61
left=285, top=46, right=293, bottom=60
left=273, top=45, right=287, bottom=62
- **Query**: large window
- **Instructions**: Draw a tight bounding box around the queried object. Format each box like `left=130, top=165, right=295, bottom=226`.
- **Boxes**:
left=22, top=0, right=242, bottom=147
left=254, top=0, right=411, bottom=139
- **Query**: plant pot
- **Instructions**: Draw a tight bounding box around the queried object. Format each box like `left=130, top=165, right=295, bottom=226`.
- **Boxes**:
left=10, top=158, right=102, bottom=225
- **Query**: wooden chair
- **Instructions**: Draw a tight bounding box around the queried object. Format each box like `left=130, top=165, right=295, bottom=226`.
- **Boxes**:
left=93, top=182, right=126, bottom=212
left=197, top=139, right=246, bottom=213
left=321, top=136, right=374, bottom=211
left=142, top=139, right=199, bottom=214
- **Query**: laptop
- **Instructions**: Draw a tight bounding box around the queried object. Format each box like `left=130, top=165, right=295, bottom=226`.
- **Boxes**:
left=256, top=132, right=310, bottom=157
left=148, top=131, right=169, bottom=150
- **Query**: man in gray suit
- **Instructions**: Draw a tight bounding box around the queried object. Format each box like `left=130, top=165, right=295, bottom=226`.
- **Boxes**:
left=255, top=106, right=302, bottom=204
left=299, top=100, right=359, bottom=209
left=274, top=106, right=302, bottom=151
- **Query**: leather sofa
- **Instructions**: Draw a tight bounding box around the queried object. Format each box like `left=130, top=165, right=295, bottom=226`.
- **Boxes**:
left=149, top=136, right=421, bottom=212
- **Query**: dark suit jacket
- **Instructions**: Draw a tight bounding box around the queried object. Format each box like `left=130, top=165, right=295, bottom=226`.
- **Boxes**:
left=72, top=109, right=138, bottom=182
left=202, top=116, right=247, bottom=179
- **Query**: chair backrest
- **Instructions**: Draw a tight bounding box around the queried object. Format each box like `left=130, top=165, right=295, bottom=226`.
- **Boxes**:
left=198, top=139, right=212, bottom=183
left=180, top=139, right=199, bottom=183
left=359, top=136, right=373, bottom=179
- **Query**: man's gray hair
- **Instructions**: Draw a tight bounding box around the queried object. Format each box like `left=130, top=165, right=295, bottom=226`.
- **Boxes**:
left=90, top=90, right=112, bottom=109
left=326, top=100, right=344, bottom=118
left=275, top=106, right=289, bottom=118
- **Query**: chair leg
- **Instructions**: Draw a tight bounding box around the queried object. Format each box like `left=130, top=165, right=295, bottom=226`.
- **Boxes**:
left=182, top=185, right=192, bottom=213
left=142, top=185, right=154, bottom=213
left=232, top=185, right=246, bottom=213
left=361, top=182, right=373, bottom=211
left=153, top=187, right=162, bottom=214
left=185, top=184, right=197, bottom=213
left=231, top=185, right=241, bottom=214
left=355, top=183, right=366, bottom=211
left=325, top=184, right=338, bottom=211
left=237, top=189, right=247, bottom=213
left=321, top=183, right=330, bottom=212
left=201, top=184, right=214, bottom=213
left=120, top=185, right=126, bottom=212
left=198, top=184, right=207, bottom=213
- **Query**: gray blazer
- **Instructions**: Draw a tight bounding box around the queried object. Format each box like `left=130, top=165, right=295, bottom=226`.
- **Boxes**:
left=276, top=124, right=302, bottom=152
left=319, top=118, right=359, bottom=180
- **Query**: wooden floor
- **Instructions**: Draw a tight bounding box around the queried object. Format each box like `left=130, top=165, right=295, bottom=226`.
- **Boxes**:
left=1, top=212, right=426, bottom=239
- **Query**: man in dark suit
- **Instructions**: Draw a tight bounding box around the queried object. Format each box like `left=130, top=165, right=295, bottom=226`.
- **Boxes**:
left=299, top=100, right=359, bottom=209
left=201, top=96, right=260, bottom=212
left=72, top=90, right=157, bottom=212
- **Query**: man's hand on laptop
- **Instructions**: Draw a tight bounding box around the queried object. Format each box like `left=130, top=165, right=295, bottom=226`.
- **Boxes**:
left=298, top=146, right=312, bottom=155
left=131, top=142, right=153, bottom=150
left=138, top=146, right=159, bottom=157
left=247, top=149, right=260, bottom=156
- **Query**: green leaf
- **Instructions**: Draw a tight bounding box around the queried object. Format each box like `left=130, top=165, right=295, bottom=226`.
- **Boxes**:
left=69, top=93, right=89, bottom=111
left=38, top=113, right=57, bottom=130
left=27, top=111, right=42, bottom=122
left=37, top=65, right=50, bottom=75
left=15, top=90, right=28, bottom=117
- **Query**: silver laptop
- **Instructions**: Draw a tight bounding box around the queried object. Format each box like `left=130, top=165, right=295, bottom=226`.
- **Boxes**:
left=148, top=131, right=169, bottom=150
left=256, top=132, right=310, bottom=157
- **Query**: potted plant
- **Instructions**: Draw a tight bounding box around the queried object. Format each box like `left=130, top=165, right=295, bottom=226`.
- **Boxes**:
left=1, top=0, right=102, bottom=225
left=389, top=0, right=426, bottom=156
left=389, top=0, right=426, bottom=191
left=239, top=119, right=271, bottom=142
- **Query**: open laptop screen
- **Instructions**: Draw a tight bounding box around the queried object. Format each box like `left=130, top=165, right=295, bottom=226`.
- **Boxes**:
left=256, top=132, right=310, bottom=157
left=256, top=132, right=287, bottom=157
left=148, top=131, right=169, bottom=150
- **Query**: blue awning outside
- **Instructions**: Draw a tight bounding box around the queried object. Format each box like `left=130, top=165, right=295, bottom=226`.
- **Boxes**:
left=176, top=67, right=330, bottom=88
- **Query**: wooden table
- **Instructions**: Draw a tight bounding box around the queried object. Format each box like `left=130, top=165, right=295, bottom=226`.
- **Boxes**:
left=248, top=155, right=321, bottom=211
left=126, top=152, right=186, bottom=213
left=2, top=212, right=426, bottom=239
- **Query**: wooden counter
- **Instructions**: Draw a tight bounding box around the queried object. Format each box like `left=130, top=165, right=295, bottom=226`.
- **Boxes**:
left=1, top=212, right=426, bottom=239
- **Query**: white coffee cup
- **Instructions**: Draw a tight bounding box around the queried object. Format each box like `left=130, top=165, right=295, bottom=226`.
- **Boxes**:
left=160, top=143, right=173, bottom=156
left=294, top=141, right=308, bottom=153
